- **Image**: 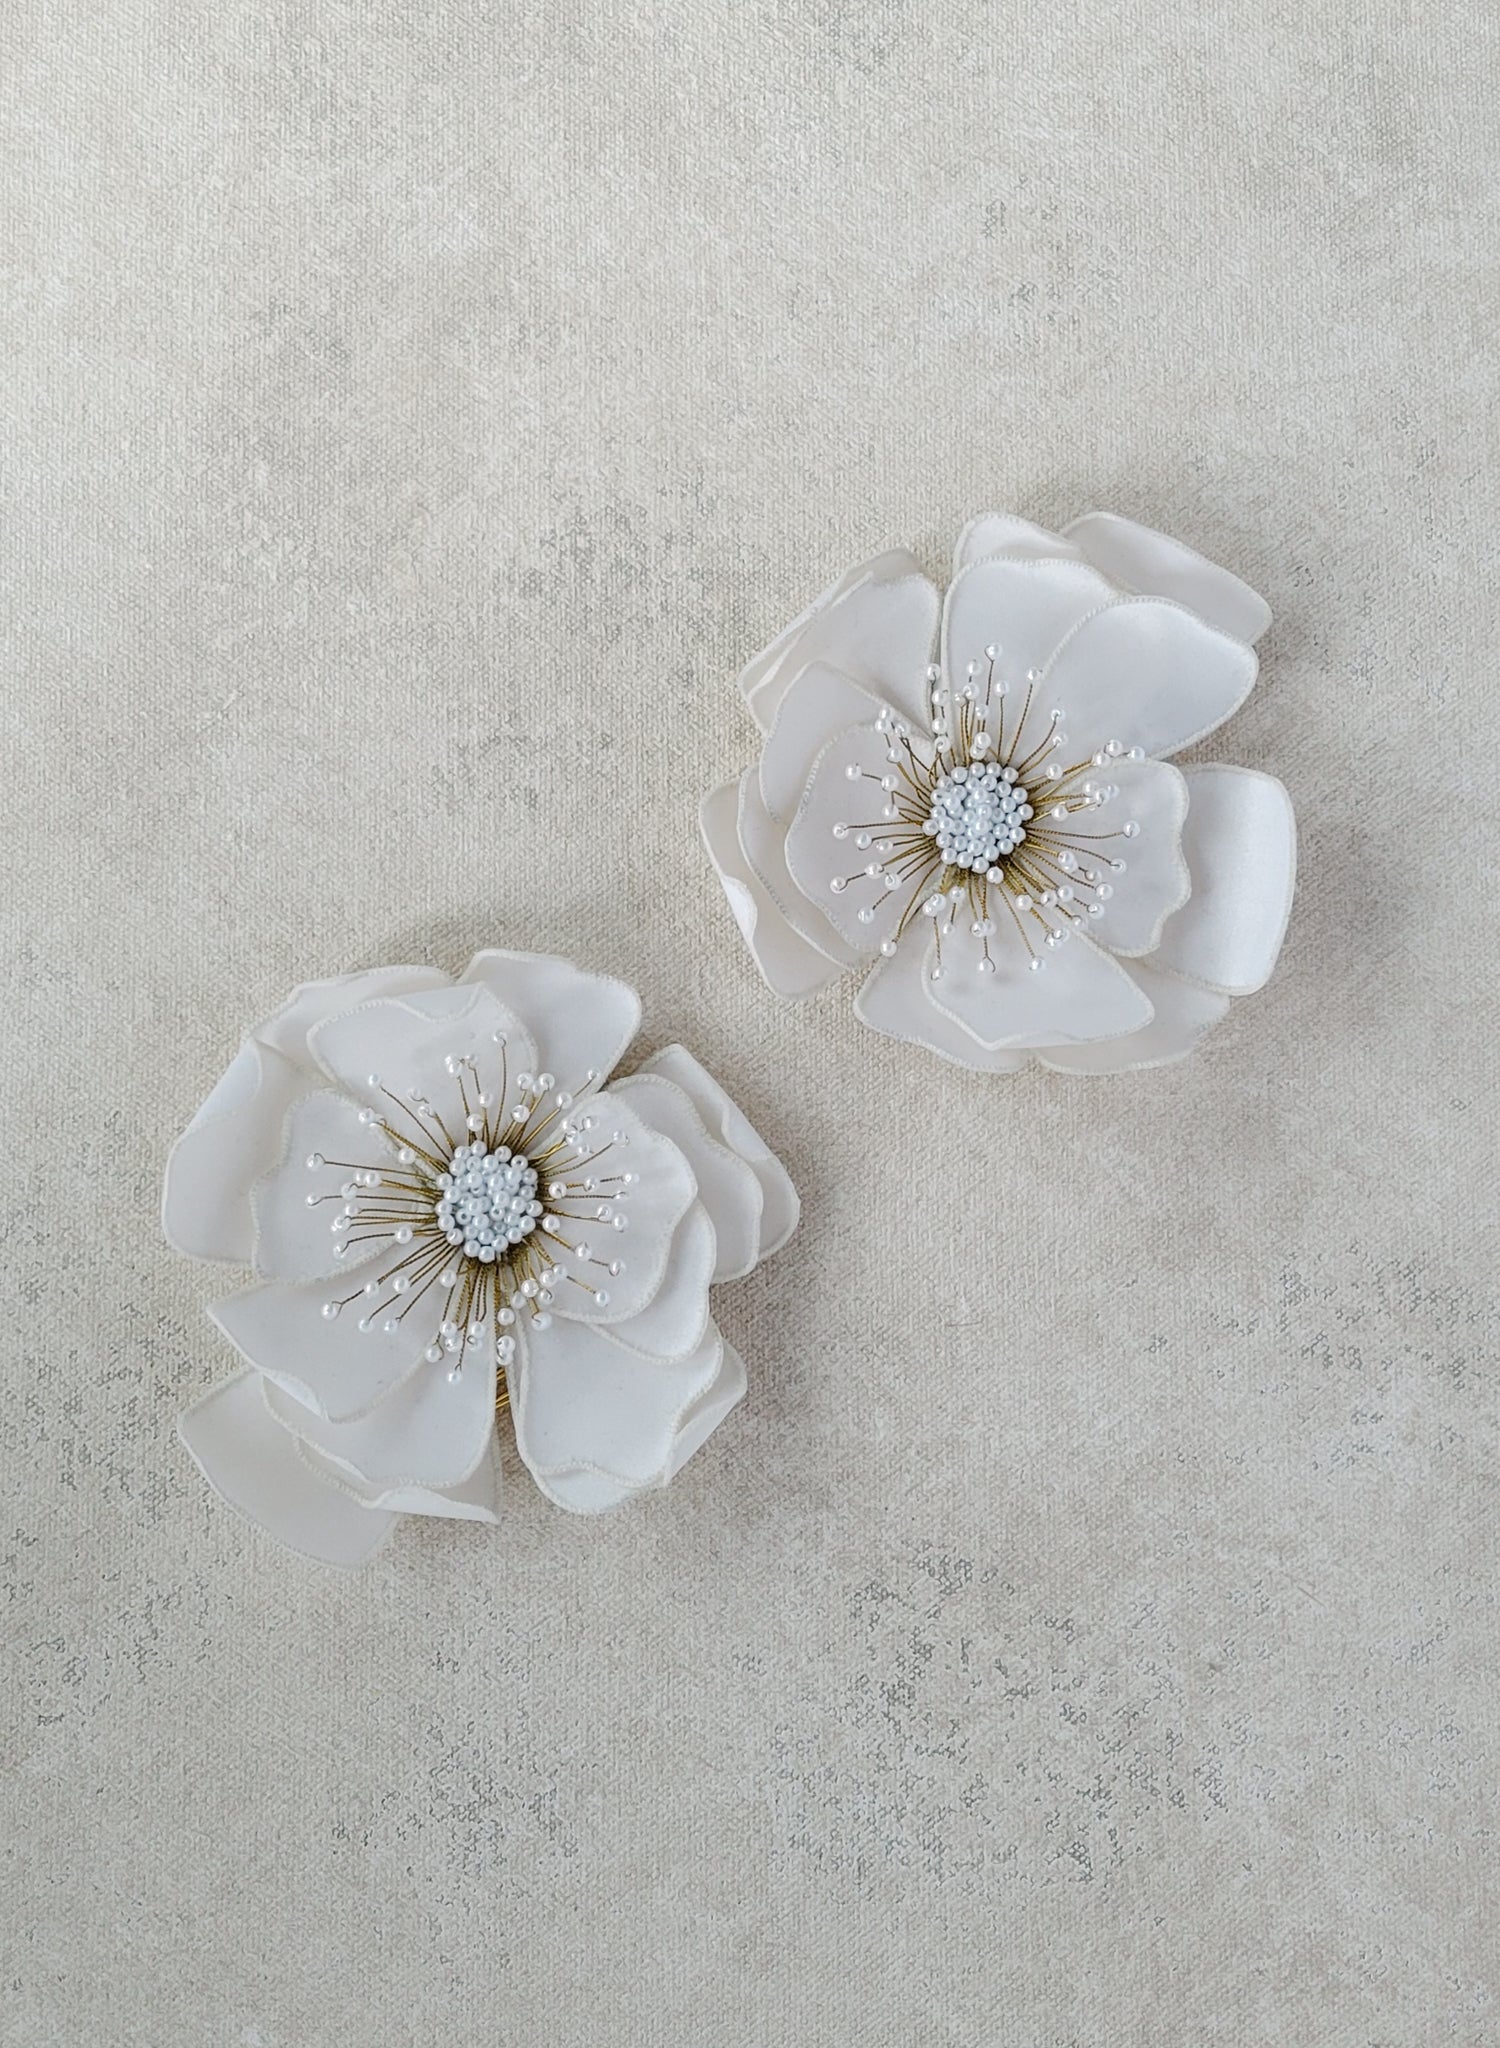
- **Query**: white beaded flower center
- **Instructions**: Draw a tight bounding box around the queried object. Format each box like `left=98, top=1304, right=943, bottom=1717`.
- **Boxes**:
left=435, top=1142, right=541, bottom=1262
left=924, top=761, right=1030, bottom=872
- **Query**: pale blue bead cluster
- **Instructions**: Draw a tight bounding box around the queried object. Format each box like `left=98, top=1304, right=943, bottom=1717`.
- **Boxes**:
left=434, top=1142, right=542, bottom=1261
left=924, top=761, right=1033, bottom=871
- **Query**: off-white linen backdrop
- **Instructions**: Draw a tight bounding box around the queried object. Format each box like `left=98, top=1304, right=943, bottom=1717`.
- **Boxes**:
left=4, top=5, right=1496, bottom=2044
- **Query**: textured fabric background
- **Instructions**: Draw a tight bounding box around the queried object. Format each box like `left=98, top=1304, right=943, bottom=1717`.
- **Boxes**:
left=4, top=4, right=1497, bottom=2043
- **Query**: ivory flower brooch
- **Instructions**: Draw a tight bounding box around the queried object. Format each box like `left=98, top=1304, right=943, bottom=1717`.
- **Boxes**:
left=703, top=512, right=1296, bottom=1073
left=163, top=952, right=796, bottom=1566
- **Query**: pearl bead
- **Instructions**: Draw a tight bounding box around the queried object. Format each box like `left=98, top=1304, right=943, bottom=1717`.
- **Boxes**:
left=924, top=761, right=1029, bottom=872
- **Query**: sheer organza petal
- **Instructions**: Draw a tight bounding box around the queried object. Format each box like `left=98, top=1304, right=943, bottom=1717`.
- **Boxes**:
left=926, top=913, right=1156, bottom=1050
left=1074, top=755, right=1190, bottom=958
left=853, top=933, right=1032, bottom=1072
left=665, top=1338, right=748, bottom=1479
left=209, top=1279, right=429, bottom=1422
left=634, top=1043, right=799, bottom=1261
left=514, top=1320, right=724, bottom=1487
left=1152, top=766, right=1296, bottom=994
left=530, top=1468, right=636, bottom=1513
left=1040, top=598, right=1258, bottom=760
left=740, top=553, right=939, bottom=733
left=595, top=1200, right=715, bottom=1360
left=460, top=951, right=641, bottom=1094
left=783, top=716, right=910, bottom=958
left=177, top=1372, right=396, bottom=1569
left=249, top=1090, right=392, bottom=1283
left=1036, top=961, right=1232, bottom=1074
left=759, top=661, right=906, bottom=825
left=308, top=1433, right=502, bottom=1523
left=162, top=1040, right=309, bottom=1265
left=252, top=966, right=450, bottom=1070
left=700, top=779, right=845, bottom=1000
left=608, top=1070, right=763, bottom=1281
left=540, top=1087, right=697, bottom=1327
left=942, top=557, right=1118, bottom=754
left=308, top=984, right=537, bottom=1127
left=952, top=514, right=1082, bottom=575
left=263, top=1351, right=496, bottom=1491
left=1062, top=511, right=1272, bottom=645
left=737, top=771, right=861, bottom=967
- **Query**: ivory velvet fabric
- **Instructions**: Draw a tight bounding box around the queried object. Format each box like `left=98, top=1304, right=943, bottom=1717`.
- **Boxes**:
left=3, top=4, right=1496, bottom=2044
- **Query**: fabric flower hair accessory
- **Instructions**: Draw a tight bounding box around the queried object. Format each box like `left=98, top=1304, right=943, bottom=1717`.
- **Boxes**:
left=163, top=952, right=795, bottom=1567
left=703, top=512, right=1296, bottom=1073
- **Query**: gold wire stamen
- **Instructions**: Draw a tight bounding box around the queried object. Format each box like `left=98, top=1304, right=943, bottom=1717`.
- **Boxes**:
left=830, top=653, right=1139, bottom=977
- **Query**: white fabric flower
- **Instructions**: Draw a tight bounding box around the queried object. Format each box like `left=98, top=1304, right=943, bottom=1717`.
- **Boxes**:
left=702, top=512, right=1296, bottom=1073
left=163, top=952, right=796, bottom=1568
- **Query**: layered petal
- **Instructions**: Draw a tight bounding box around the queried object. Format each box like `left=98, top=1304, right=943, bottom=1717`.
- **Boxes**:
left=740, top=551, right=939, bottom=732
left=311, top=1434, right=502, bottom=1523
left=1041, top=598, right=1258, bottom=760
left=541, top=1086, right=697, bottom=1327
left=635, top=1043, right=798, bottom=1260
left=700, top=779, right=845, bottom=1000
left=598, top=1200, right=715, bottom=1359
left=461, top=950, right=641, bottom=1093
left=521, top=1465, right=637, bottom=1514
left=942, top=556, right=1118, bottom=753
left=1074, top=755, right=1190, bottom=958
left=737, top=771, right=861, bottom=968
left=665, top=1338, right=748, bottom=1480
left=927, top=914, right=1156, bottom=1051
left=518, top=1329, right=748, bottom=1510
left=608, top=1070, right=764, bottom=1281
left=514, top=1318, right=725, bottom=1491
left=251, top=964, right=452, bottom=1070
left=759, top=662, right=906, bottom=826
left=1152, top=766, right=1296, bottom=994
left=308, top=984, right=536, bottom=1126
left=249, top=1090, right=392, bottom=1283
left=163, top=967, right=453, bottom=1266
left=952, top=514, right=1082, bottom=575
left=162, top=1040, right=309, bottom=1265
left=1062, top=512, right=1272, bottom=645
left=209, top=1278, right=432, bottom=1421
left=1037, top=960, right=1231, bottom=1074
left=853, top=933, right=1032, bottom=1072
left=177, top=1373, right=395, bottom=1569
left=783, top=715, right=909, bottom=958
left=263, top=1350, right=496, bottom=1491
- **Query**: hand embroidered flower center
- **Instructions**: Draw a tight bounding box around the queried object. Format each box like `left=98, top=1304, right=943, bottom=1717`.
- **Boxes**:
left=436, top=1144, right=541, bottom=1256
left=311, top=1045, right=630, bottom=1385
left=832, top=653, right=1141, bottom=977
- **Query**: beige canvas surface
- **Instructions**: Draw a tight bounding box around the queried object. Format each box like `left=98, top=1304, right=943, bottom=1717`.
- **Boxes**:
left=4, top=4, right=1497, bottom=2043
